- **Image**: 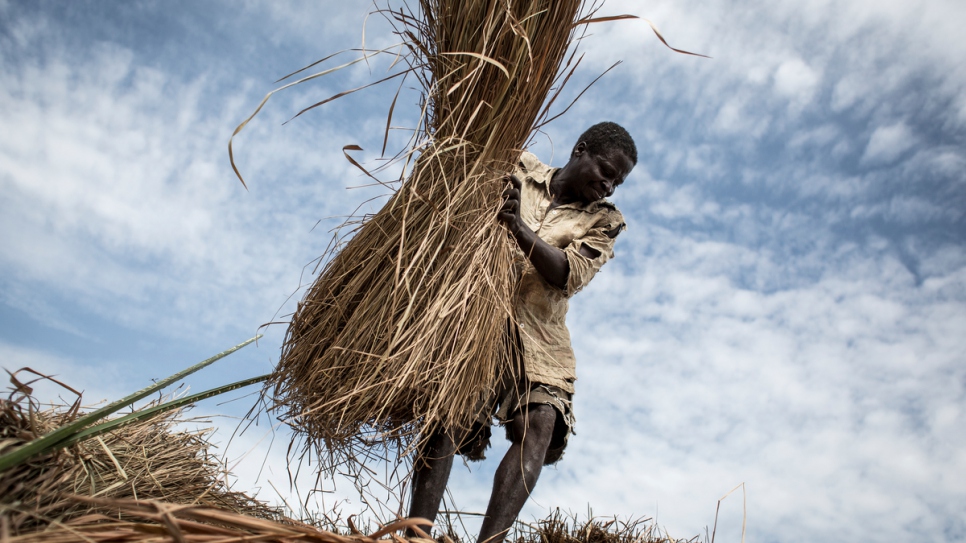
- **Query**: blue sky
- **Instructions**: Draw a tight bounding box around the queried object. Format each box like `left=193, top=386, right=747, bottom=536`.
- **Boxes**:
left=1, top=1, right=964, bottom=541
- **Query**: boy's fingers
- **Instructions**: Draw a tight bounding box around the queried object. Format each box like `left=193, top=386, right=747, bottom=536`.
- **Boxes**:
left=499, top=174, right=521, bottom=223
left=497, top=197, right=519, bottom=222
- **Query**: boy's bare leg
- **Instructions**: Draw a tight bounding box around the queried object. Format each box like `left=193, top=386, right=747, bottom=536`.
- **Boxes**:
left=477, top=405, right=556, bottom=543
left=408, top=430, right=457, bottom=537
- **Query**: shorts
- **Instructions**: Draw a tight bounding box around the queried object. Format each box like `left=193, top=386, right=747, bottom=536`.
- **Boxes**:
left=456, top=379, right=574, bottom=466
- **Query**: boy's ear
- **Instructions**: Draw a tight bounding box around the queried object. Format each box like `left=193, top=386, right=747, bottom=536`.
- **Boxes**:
left=572, top=141, right=587, bottom=157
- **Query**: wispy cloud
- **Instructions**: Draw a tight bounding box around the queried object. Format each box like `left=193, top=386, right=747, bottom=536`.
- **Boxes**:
left=0, top=6, right=396, bottom=342
left=862, top=122, right=917, bottom=165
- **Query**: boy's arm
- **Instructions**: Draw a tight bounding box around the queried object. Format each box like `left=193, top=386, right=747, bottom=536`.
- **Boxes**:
left=497, top=175, right=598, bottom=290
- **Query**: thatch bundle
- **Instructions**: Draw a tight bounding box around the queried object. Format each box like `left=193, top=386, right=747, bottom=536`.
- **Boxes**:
left=271, top=0, right=589, bottom=464
left=5, top=501, right=690, bottom=543
left=3, top=498, right=422, bottom=543
left=0, top=386, right=280, bottom=536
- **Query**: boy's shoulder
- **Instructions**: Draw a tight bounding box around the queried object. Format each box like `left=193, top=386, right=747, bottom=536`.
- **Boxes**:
left=516, top=151, right=554, bottom=182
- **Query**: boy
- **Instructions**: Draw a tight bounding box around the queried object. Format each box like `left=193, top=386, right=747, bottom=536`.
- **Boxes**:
left=408, top=122, right=637, bottom=543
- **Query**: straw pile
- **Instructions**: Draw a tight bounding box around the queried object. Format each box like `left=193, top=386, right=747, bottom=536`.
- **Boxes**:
left=0, top=385, right=280, bottom=536
left=271, top=0, right=589, bottom=465
left=508, top=512, right=692, bottom=543
left=5, top=501, right=690, bottom=543
left=3, top=499, right=422, bottom=543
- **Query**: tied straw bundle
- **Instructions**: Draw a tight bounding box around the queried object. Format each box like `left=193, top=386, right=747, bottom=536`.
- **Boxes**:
left=267, top=0, right=589, bottom=464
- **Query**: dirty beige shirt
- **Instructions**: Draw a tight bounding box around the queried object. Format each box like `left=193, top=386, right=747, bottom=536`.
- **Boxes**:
left=511, top=151, right=626, bottom=394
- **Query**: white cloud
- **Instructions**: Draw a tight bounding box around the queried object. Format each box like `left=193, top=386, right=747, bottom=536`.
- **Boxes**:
left=773, top=58, right=821, bottom=111
left=0, top=341, right=130, bottom=406
left=643, top=181, right=720, bottom=222
left=830, top=72, right=876, bottom=114
left=710, top=96, right=771, bottom=138
left=787, top=123, right=840, bottom=150
left=861, top=122, right=917, bottom=166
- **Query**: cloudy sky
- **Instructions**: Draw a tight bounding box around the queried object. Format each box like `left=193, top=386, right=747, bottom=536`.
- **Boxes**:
left=2, top=0, right=964, bottom=541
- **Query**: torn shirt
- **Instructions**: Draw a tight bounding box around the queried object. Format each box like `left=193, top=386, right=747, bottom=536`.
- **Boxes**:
left=510, top=151, right=626, bottom=394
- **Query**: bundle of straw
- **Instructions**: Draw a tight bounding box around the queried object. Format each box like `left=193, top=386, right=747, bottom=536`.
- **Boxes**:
left=4, top=499, right=424, bottom=543
left=270, top=0, right=590, bottom=466
left=5, top=500, right=691, bottom=543
left=0, top=386, right=279, bottom=535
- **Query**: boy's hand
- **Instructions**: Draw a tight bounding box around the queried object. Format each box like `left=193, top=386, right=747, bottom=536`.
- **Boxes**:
left=496, top=173, right=569, bottom=289
left=498, top=174, right=523, bottom=233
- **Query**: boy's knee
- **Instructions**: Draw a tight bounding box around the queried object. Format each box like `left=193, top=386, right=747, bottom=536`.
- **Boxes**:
left=509, top=404, right=556, bottom=446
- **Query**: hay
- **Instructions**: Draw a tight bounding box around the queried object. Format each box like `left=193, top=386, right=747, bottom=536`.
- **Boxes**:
left=271, top=0, right=591, bottom=469
left=4, top=501, right=692, bottom=543
left=509, top=511, right=694, bottom=543
left=0, top=382, right=281, bottom=536
left=3, top=498, right=424, bottom=543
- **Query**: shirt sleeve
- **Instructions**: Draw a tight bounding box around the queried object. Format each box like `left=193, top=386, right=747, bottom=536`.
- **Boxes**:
left=562, top=209, right=626, bottom=297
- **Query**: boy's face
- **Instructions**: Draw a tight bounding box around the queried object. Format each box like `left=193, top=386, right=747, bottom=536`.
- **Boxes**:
left=558, top=141, right=635, bottom=203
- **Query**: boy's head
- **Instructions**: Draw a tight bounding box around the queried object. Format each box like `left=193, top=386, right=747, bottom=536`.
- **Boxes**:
left=574, top=121, right=638, bottom=166
left=553, top=121, right=636, bottom=203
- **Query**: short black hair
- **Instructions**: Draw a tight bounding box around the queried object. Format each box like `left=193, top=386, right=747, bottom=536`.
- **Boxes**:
left=576, top=121, right=638, bottom=165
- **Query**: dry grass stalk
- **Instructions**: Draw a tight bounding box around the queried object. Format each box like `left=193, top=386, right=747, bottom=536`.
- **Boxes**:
left=4, top=500, right=692, bottom=543
left=3, top=498, right=426, bottom=543
left=271, top=0, right=591, bottom=471
left=0, top=385, right=281, bottom=536
left=508, top=510, right=694, bottom=543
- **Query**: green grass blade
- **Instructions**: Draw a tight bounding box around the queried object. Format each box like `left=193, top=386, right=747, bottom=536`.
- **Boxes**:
left=0, top=336, right=261, bottom=472
left=62, top=374, right=270, bottom=448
